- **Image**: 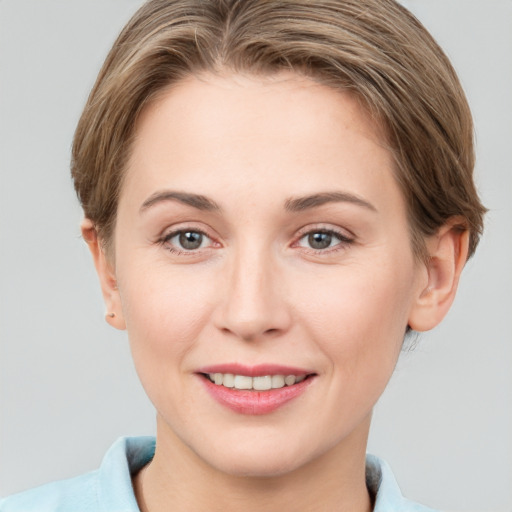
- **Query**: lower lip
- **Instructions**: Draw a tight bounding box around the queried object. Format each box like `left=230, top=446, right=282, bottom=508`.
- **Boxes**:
left=199, top=375, right=315, bottom=415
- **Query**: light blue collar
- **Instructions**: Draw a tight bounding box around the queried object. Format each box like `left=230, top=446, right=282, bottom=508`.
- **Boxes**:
left=97, top=437, right=437, bottom=512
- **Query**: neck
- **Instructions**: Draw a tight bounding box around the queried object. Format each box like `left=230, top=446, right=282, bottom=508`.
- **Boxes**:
left=134, top=416, right=373, bottom=512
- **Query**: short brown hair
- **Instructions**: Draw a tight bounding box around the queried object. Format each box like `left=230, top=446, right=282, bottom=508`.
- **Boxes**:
left=72, top=0, right=486, bottom=258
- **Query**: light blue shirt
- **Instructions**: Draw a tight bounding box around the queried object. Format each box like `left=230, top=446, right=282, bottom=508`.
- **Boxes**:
left=0, top=437, right=437, bottom=511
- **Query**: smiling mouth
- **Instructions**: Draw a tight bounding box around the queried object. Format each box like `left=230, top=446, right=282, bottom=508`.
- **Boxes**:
left=202, top=373, right=313, bottom=391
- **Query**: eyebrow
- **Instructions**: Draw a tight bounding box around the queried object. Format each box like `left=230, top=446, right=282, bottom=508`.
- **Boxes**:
left=140, top=190, right=221, bottom=213
left=139, top=189, right=376, bottom=215
left=284, top=191, right=377, bottom=212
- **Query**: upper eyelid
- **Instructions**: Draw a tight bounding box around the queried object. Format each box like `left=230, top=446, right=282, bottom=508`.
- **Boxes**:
left=163, top=227, right=210, bottom=239
left=160, top=222, right=215, bottom=239
left=298, top=227, right=350, bottom=238
left=295, top=224, right=355, bottom=240
left=295, top=230, right=351, bottom=246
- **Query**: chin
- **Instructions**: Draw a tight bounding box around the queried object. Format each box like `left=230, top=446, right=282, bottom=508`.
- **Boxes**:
left=212, top=453, right=305, bottom=479
left=195, top=433, right=324, bottom=479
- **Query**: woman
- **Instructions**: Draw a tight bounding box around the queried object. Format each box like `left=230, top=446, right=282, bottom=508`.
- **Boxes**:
left=1, top=0, right=486, bottom=511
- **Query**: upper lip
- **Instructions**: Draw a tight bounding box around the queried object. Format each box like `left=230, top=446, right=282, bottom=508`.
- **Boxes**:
left=196, top=363, right=315, bottom=377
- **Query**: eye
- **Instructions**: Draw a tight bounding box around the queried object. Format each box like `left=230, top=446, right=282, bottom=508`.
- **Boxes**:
left=296, top=229, right=351, bottom=251
left=163, top=229, right=212, bottom=252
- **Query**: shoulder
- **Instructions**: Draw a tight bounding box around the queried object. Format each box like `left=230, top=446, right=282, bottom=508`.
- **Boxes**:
left=0, top=471, right=98, bottom=512
left=366, top=454, right=439, bottom=512
left=0, top=437, right=155, bottom=512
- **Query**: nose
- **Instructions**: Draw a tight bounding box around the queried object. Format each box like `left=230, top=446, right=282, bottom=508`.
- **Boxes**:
left=214, top=245, right=292, bottom=341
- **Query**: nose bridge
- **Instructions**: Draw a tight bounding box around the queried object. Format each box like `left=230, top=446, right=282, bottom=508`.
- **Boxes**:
left=217, top=238, right=290, bottom=340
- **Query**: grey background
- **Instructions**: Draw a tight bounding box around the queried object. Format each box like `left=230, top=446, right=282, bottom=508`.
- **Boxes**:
left=0, top=1, right=511, bottom=511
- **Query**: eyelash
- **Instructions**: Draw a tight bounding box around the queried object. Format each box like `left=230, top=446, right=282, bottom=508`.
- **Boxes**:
left=158, top=226, right=354, bottom=255
left=294, top=227, right=354, bottom=254
left=159, top=228, right=216, bottom=255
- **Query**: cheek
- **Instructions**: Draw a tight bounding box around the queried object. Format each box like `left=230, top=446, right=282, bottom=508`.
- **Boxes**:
left=294, top=260, right=415, bottom=372
left=117, top=263, right=216, bottom=374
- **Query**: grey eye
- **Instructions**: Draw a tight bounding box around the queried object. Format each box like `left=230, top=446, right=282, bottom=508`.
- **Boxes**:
left=297, top=229, right=351, bottom=251
left=178, top=231, right=204, bottom=250
left=164, top=230, right=210, bottom=251
left=308, top=232, right=333, bottom=250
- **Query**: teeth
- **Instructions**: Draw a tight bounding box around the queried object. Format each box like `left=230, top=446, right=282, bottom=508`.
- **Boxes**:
left=284, top=375, right=296, bottom=386
left=223, top=373, right=235, bottom=388
left=271, top=375, right=285, bottom=388
left=207, top=373, right=308, bottom=390
left=253, top=375, right=272, bottom=391
left=234, top=375, right=252, bottom=390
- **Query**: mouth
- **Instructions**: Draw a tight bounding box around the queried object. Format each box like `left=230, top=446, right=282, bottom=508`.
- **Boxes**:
left=196, top=365, right=317, bottom=415
left=201, top=372, right=310, bottom=390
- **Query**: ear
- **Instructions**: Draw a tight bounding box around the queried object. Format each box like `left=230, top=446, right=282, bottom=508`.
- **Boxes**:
left=81, top=219, right=126, bottom=330
left=408, top=220, right=469, bottom=332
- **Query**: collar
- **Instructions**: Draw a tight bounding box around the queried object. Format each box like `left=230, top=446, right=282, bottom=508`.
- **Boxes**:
left=97, top=437, right=436, bottom=512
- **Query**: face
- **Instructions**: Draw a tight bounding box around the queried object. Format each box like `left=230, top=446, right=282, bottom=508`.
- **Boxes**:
left=110, top=73, right=429, bottom=476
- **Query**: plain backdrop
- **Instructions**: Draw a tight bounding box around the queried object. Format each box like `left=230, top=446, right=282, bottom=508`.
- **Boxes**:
left=1, top=1, right=511, bottom=511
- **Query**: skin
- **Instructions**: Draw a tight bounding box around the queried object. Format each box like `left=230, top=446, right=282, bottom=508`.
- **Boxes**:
left=84, top=72, right=468, bottom=512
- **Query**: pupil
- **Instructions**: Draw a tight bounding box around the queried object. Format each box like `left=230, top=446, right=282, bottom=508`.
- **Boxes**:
left=179, top=231, right=203, bottom=250
left=308, top=232, right=331, bottom=249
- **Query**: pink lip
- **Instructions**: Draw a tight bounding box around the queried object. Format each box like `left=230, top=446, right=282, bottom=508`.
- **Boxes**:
left=196, top=363, right=313, bottom=377
left=196, top=364, right=316, bottom=415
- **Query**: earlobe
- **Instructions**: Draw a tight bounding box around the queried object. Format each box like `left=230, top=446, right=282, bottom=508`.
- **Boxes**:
left=81, top=219, right=126, bottom=330
left=408, top=221, right=469, bottom=332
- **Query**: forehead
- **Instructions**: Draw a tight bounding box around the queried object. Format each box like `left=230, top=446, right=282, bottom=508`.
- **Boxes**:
left=122, top=72, right=400, bottom=215
left=135, top=71, right=387, bottom=152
